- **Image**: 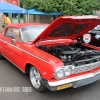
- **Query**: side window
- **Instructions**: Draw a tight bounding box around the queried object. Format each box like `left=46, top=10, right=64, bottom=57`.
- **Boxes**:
left=4, top=28, right=12, bottom=37
left=4, top=28, right=21, bottom=41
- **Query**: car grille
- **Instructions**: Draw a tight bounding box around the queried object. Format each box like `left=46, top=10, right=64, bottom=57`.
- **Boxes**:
left=72, top=60, right=100, bottom=74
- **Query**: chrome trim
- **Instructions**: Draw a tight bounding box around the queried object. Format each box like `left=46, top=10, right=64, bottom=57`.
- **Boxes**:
left=0, top=39, right=52, bottom=65
left=21, top=25, right=48, bottom=29
left=48, top=70, right=100, bottom=86
left=72, top=60, right=100, bottom=74
left=19, top=28, right=24, bottom=42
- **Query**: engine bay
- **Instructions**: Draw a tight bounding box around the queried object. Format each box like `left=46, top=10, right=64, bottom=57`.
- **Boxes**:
left=37, top=39, right=100, bottom=66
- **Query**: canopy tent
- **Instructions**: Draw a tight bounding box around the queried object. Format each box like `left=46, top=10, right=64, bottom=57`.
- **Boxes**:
left=26, top=9, right=62, bottom=23
left=26, top=9, right=48, bottom=22
left=26, top=9, right=47, bottom=15
left=0, top=2, right=26, bottom=13
left=26, top=9, right=62, bottom=15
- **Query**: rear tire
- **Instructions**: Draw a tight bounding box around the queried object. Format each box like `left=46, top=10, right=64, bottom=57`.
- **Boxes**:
left=29, top=66, right=47, bottom=92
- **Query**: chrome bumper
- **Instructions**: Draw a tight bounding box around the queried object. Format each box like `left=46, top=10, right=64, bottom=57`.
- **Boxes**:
left=48, top=70, right=100, bottom=87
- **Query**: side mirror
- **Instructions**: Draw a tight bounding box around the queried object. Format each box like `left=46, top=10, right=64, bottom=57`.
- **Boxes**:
left=12, top=39, right=16, bottom=44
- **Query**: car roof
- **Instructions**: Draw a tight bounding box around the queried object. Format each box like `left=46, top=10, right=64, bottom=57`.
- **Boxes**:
left=7, top=23, right=49, bottom=28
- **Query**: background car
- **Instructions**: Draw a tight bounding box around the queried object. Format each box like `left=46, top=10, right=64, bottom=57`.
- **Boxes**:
left=87, top=24, right=100, bottom=47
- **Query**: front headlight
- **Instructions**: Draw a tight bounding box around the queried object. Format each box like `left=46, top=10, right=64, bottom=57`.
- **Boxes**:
left=55, top=68, right=65, bottom=78
left=55, top=65, right=75, bottom=79
left=64, top=65, right=75, bottom=76
left=64, top=67, right=71, bottom=76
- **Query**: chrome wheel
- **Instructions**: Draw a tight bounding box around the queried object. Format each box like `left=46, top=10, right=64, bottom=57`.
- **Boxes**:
left=29, top=66, right=47, bottom=92
left=30, top=67, right=41, bottom=89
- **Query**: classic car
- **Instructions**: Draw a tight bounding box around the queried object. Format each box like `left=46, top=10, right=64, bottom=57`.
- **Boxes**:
left=1, top=16, right=100, bottom=92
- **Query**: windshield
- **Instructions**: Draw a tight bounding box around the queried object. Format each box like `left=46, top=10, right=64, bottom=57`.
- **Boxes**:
left=21, top=26, right=48, bottom=42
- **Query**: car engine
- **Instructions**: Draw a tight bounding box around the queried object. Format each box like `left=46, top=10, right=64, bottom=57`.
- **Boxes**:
left=38, top=43, right=100, bottom=66
left=49, top=46, right=80, bottom=62
left=50, top=45, right=100, bottom=62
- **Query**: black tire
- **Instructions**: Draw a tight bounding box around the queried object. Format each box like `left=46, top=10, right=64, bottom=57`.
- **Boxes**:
left=0, top=53, right=4, bottom=60
left=29, top=66, right=47, bottom=92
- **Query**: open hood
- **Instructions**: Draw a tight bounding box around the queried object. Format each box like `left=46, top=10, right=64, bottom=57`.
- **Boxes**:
left=34, top=16, right=100, bottom=43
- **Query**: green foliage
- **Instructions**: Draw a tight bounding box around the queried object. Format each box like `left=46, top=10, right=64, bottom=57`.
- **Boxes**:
left=21, top=0, right=100, bottom=15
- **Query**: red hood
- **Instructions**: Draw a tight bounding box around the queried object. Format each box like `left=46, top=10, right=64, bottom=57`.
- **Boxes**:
left=34, top=16, right=100, bottom=43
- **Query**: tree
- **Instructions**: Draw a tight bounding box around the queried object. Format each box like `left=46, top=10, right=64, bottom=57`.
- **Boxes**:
left=21, top=0, right=100, bottom=15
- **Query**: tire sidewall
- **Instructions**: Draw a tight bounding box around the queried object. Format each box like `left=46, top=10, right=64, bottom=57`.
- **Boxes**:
left=29, top=66, right=46, bottom=92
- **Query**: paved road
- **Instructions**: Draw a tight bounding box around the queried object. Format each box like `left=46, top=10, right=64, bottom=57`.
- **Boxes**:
left=0, top=59, right=100, bottom=100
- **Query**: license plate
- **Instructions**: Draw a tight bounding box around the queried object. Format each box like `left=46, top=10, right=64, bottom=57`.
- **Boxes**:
left=57, top=83, right=72, bottom=90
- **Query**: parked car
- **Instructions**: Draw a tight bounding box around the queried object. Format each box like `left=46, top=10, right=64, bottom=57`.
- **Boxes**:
left=1, top=16, right=100, bottom=92
left=88, top=24, right=100, bottom=47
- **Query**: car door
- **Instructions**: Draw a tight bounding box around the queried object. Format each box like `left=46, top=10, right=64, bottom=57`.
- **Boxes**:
left=1, top=27, right=26, bottom=71
left=1, top=27, right=14, bottom=58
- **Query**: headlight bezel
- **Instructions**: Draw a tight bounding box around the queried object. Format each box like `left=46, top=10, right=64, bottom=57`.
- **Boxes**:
left=55, top=65, right=75, bottom=79
left=55, top=68, right=65, bottom=79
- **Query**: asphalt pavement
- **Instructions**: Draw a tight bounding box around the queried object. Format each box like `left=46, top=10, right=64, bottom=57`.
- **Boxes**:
left=0, top=59, right=100, bottom=100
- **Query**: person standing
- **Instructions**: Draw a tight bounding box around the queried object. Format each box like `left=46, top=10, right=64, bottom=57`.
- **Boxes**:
left=2, top=14, right=12, bottom=27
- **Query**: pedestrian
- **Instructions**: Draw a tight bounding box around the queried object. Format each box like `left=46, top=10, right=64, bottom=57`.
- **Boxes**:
left=2, top=14, right=12, bottom=27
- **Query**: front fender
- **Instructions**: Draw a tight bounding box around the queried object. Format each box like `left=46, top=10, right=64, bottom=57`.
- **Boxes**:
left=22, top=46, right=64, bottom=80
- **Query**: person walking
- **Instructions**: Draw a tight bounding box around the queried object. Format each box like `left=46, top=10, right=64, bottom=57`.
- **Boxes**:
left=2, top=14, right=12, bottom=27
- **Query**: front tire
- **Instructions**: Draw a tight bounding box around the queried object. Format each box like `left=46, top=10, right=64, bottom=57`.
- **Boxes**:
left=29, top=66, right=47, bottom=92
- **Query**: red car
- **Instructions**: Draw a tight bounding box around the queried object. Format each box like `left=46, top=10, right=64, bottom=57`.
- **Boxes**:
left=0, top=16, right=100, bottom=92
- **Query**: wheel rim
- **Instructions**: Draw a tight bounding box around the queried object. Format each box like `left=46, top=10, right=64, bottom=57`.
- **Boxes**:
left=30, top=67, right=41, bottom=89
